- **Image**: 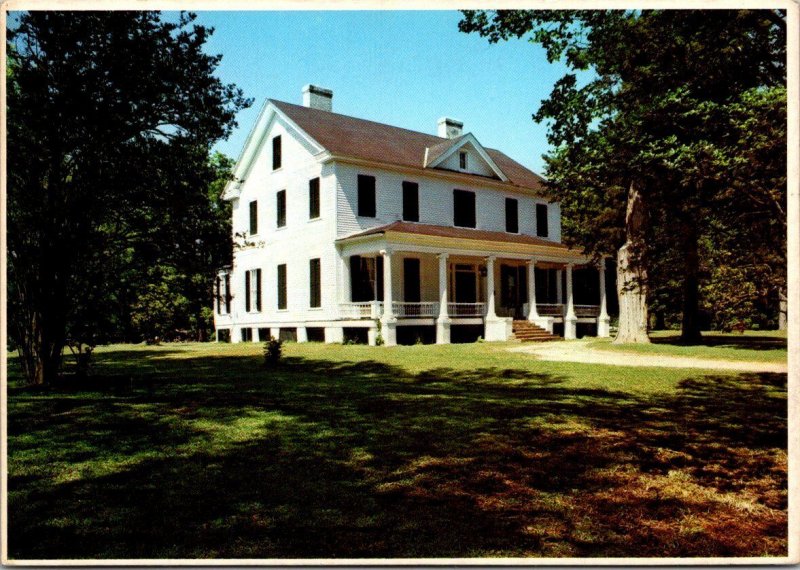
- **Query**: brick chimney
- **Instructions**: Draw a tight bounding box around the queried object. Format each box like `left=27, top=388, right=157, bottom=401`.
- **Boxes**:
left=302, top=84, right=333, bottom=112
left=437, top=117, right=463, bottom=139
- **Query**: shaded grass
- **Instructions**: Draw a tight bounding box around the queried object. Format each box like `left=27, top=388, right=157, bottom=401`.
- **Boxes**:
left=7, top=342, right=788, bottom=559
left=587, top=330, right=787, bottom=363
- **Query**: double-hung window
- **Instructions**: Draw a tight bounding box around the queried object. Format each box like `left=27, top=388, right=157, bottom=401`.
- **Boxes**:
left=459, top=151, right=467, bottom=170
left=244, top=269, right=262, bottom=312
left=249, top=200, right=258, bottom=235
left=536, top=203, right=549, bottom=238
left=505, top=198, right=519, bottom=233
left=277, top=190, right=286, bottom=228
left=277, top=264, right=287, bottom=310
left=272, top=135, right=282, bottom=170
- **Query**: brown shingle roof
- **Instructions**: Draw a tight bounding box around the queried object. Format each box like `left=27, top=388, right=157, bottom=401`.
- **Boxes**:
left=337, top=221, right=575, bottom=252
left=270, top=100, right=546, bottom=193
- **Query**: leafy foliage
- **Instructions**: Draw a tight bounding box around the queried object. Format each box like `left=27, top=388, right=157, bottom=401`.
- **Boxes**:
left=7, top=12, right=250, bottom=383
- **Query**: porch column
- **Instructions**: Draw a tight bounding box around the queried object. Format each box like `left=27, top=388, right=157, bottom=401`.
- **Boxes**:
left=380, top=249, right=397, bottom=346
left=485, top=255, right=497, bottom=319
left=436, top=253, right=451, bottom=344
left=597, top=258, right=611, bottom=337
left=526, top=258, right=539, bottom=321
left=565, top=263, right=577, bottom=339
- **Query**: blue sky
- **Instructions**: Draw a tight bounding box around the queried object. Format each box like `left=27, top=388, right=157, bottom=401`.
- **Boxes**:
left=195, top=11, right=570, bottom=174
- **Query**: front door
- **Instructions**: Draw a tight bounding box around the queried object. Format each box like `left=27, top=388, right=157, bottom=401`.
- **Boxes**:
left=403, top=258, right=421, bottom=302
left=501, top=264, right=528, bottom=319
left=454, top=265, right=477, bottom=303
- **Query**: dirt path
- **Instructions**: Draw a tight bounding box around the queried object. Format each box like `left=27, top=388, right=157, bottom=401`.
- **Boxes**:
left=508, top=341, right=788, bottom=373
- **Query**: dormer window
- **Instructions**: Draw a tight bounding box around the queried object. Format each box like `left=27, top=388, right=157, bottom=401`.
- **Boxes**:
left=459, top=151, right=467, bottom=170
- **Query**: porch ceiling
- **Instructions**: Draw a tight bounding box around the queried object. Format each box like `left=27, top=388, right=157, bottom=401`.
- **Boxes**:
left=336, top=221, right=589, bottom=262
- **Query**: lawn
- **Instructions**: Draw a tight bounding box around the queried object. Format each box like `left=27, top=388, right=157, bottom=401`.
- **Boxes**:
left=587, top=330, right=788, bottom=363
left=6, top=340, right=788, bottom=559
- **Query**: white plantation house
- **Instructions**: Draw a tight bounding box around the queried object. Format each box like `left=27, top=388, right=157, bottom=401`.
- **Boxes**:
left=214, top=85, right=611, bottom=346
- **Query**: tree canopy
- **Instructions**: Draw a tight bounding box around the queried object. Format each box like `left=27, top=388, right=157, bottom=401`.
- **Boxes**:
left=8, top=11, right=250, bottom=384
left=459, top=9, right=787, bottom=341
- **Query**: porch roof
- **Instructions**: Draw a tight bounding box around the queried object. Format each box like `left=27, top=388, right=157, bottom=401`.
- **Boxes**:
left=336, top=221, right=586, bottom=260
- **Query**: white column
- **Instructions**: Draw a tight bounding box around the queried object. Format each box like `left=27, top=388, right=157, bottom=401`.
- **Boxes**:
left=485, top=256, right=497, bottom=318
left=526, top=258, right=539, bottom=321
left=436, top=253, right=451, bottom=344
left=598, top=259, right=611, bottom=337
left=252, top=327, right=260, bottom=343
left=340, top=252, right=351, bottom=304
left=231, top=327, right=242, bottom=343
left=296, top=327, right=308, bottom=343
left=380, top=249, right=397, bottom=346
left=565, top=263, right=577, bottom=339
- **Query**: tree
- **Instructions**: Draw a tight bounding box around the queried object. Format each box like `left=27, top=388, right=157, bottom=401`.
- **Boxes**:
left=8, top=12, right=251, bottom=384
left=459, top=10, right=786, bottom=343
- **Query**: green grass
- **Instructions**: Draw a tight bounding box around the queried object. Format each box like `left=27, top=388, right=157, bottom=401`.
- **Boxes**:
left=586, top=330, right=788, bottom=363
left=7, top=341, right=788, bottom=559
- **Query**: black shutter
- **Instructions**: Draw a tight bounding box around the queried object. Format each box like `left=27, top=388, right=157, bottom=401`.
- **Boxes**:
left=310, top=259, right=321, bottom=308
left=249, top=201, right=258, bottom=234
left=505, top=197, right=519, bottom=233
left=309, top=178, right=320, bottom=219
left=245, top=271, right=251, bottom=312
left=453, top=189, right=476, bottom=228
left=277, top=190, right=286, bottom=227
left=215, top=277, right=221, bottom=314
left=402, top=181, right=419, bottom=222
left=358, top=175, right=376, bottom=217
left=277, top=264, right=287, bottom=310
left=272, top=135, right=282, bottom=170
left=224, top=274, right=231, bottom=313
left=255, top=269, right=262, bottom=311
left=536, top=204, right=549, bottom=237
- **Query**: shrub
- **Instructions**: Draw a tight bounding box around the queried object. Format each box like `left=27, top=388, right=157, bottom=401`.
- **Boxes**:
left=263, top=336, right=283, bottom=367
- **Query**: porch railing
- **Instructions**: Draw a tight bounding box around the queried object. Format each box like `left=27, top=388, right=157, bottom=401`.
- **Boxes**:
left=574, top=305, right=601, bottom=318
left=448, top=302, right=486, bottom=317
left=339, top=301, right=383, bottom=319
left=536, top=303, right=565, bottom=316
left=393, top=302, right=439, bottom=318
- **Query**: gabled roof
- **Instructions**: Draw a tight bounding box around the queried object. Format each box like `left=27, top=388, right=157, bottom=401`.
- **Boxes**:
left=269, top=99, right=546, bottom=193
left=423, top=132, right=509, bottom=182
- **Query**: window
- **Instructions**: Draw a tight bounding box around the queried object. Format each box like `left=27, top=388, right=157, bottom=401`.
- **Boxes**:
left=349, top=255, right=383, bottom=302
left=459, top=151, right=467, bottom=170
left=357, top=174, right=376, bottom=217
left=276, top=190, right=286, bottom=228
left=249, top=200, right=258, bottom=235
left=402, top=181, right=419, bottom=222
left=505, top=197, right=519, bottom=233
left=215, top=276, right=222, bottom=314
left=277, top=264, right=287, bottom=310
left=272, top=135, right=282, bottom=170
left=403, top=258, right=421, bottom=303
left=309, top=258, right=321, bottom=308
left=536, top=203, right=549, bottom=238
left=453, top=189, right=476, bottom=228
left=244, top=269, right=261, bottom=312
left=241, top=328, right=253, bottom=342
left=309, top=178, right=320, bottom=219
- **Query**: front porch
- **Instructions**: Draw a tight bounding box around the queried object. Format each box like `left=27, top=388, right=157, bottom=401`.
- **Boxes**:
left=336, top=245, right=611, bottom=346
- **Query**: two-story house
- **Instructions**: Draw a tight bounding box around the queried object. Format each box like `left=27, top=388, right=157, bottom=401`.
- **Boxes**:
left=214, top=85, right=611, bottom=345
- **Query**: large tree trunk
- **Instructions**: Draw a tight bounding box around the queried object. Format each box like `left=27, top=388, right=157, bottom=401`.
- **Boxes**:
left=614, top=182, right=650, bottom=344
left=778, top=286, right=787, bottom=331
left=679, top=222, right=702, bottom=343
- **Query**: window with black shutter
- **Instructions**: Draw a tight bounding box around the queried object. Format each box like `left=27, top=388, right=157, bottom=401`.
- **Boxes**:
left=536, top=203, right=549, bottom=237
left=453, top=189, right=476, bottom=228
left=255, top=269, right=262, bottom=311
left=272, top=135, right=282, bottom=170
left=357, top=174, right=376, bottom=217
left=309, top=258, right=321, bottom=308
left=245, top=271, right=251, bottom=312
left=249, top=200, right=258, bottom=234
left=402, top=181, right=419, bottom=222
left=505, top=197, right=519, bottom=233
left=309, top=178, right=320, bottom=219
left=215, top=276, right=222, bottom=314
left=277, top=190, right=286, bottom=228
left=277, top=264, right=287, bottom=310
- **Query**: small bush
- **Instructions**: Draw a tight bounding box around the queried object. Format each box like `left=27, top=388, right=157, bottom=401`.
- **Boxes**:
left=263, top=336, right=283, bottom=367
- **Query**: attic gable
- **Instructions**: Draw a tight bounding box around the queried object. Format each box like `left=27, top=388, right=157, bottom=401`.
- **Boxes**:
left=423, top=133, right=509, bottom=182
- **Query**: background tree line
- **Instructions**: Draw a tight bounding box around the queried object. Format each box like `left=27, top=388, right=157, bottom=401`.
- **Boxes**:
left=8, top=12, right=250, bottom=384
left=460, top=9, right=787, bottom=342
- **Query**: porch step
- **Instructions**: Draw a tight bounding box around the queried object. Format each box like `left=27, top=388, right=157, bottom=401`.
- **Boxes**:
left=511, top=320, right=561, bottom=342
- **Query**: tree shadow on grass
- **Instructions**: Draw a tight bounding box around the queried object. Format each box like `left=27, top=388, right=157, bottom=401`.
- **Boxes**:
left=6, top=350, right=788, bottom=559
left=651, top=334, right=787, bottom=351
